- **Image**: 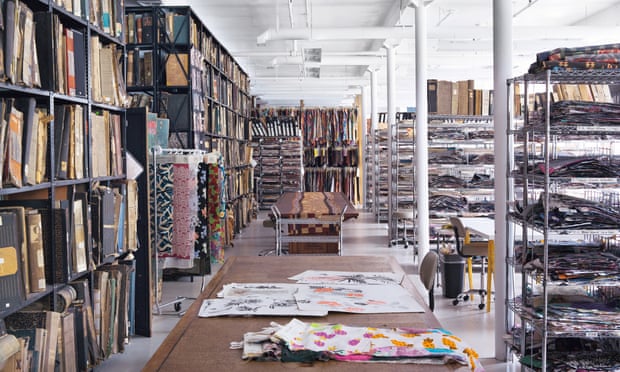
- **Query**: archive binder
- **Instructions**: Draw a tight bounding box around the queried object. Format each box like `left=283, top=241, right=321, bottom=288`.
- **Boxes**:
left=0, top=211, right=25, bottom=314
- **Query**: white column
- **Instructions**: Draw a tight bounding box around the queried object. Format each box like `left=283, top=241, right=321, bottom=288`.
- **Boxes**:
left=385, top=43, right=397, bottom=240
left=493, top=0, right=512, bottom=362
left=413, top=1, right=429, bottom=261
left=361, top=85, right=369, bottom=210
left=370, top=69, right=379, bottom=215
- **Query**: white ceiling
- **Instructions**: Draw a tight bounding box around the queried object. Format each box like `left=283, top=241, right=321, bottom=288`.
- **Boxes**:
left=155, top=0, right=620, bottom=110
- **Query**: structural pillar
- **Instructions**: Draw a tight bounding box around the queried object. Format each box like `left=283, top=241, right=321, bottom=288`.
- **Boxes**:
left=493, top=0, right=512, bottom=361
left=370, top=69, right=379, bottom=216
left=385, top=43, right=397, bottom=240
left=360, top=87, right=369, bottom=209
left=412, top=1, right=430, bottom=260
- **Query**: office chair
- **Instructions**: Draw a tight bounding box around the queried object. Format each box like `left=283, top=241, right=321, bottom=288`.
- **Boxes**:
left=419, top=250, right=439, bottom=311
left=449, top=217, right=488, bottom=310
left=390, top=209, right=416, bottom=249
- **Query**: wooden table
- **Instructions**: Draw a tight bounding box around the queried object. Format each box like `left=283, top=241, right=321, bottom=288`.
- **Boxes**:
left=271, top=192, right=359, bottom=254
left=143, top=255, right=466, bottom=371
left=272, top=191, right=359, bottom=221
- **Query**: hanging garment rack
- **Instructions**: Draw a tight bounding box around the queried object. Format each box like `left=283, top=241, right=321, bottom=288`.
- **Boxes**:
left=150, top=147, right=217, bottom=316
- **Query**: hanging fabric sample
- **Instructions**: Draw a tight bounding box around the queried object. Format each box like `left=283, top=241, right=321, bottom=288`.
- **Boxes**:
left=150, top=152, right=204, bottom=269
left=207, top=155, right=226, bottom=264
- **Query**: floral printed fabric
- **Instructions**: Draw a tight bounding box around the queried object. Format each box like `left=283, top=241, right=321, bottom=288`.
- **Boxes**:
left=207, top=162, right=226, bottom=263
left=272, top=318, right=484, bottom=371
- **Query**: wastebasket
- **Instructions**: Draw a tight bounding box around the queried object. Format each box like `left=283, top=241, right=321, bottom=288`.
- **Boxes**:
left=440, top=253, right=465, bottom=298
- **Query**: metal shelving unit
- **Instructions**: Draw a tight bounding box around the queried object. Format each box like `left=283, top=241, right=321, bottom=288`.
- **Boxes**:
left=506, top=69, right=620, bottom=371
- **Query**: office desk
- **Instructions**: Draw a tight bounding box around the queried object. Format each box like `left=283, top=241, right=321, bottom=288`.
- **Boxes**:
left=143, top=255, right=464, bottom=371
left=271, top=192, right=359, bottom=254
left=459, top=217, right=495, bottom=312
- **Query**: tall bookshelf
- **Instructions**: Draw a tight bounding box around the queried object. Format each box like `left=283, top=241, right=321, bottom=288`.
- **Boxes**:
left=0, top=0, right=136, bottom=369
left=124, top=5, right=253, bottom=238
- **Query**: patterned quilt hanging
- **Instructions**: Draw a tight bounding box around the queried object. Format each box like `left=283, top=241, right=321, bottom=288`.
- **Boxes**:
left=150, top=151, right=206, bottom=269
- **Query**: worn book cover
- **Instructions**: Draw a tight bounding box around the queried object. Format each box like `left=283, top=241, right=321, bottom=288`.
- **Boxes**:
left=0, top=206, right=28, bottom=296
left=4, top=0, right=16, bottom=83
left=71, top=197, right=87, bottom=274
left=65, top=28, right=76, bottom=96
left=57, top=105, right=72, bottom=180
left=15, top=97, right=37, bottom=186
left=73, top=29, right=86, bottom=97
left=93, top=269, right=109, bottom=357
left=60, top=310, right=77, bottom=372
left=90, top=36, right=102, bottom=102
left=33, top=12, right=54, bottom=91
left=5, top=310, right=60, bottom=372
left=0, top=212, right=25, bottom=313
left=25, top=210, right=45, bottom=293
left=18, top=4, right=34, bottom=87
left=70, top=278, right=100, bottom=367
left=5, top=106, right=23, bottom=188
left=426, top=79, right=438, bottom=114
left=165, top=53, right=189, bottom=86
left=98, top=45, right=115, bottom=104
left=437, top=80, right=453, bottom=115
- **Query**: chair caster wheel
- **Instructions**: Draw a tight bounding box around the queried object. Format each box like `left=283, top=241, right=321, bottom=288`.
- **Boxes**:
left=175, top=302, right=182, bottom=312
left=478, top=304, right=485, bottom=310
left=452, top=299, right=459, bottom=306
left=463, top=295, right=469, bottom=302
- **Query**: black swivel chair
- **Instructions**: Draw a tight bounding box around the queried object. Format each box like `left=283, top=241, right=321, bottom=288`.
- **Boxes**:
left=449, top=217, right=488, bottom=310
left=390, top=209, right=417, bottom=259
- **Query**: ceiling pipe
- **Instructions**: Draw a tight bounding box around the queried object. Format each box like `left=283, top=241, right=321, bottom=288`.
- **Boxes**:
left=257, top=26, right=414, bottom=44
left=257, top=25, right=619, bottom=45
left=271, top=55, right=386, bottom=65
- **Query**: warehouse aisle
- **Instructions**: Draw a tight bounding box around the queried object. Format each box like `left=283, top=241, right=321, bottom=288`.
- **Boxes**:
left=96, top=211, right=516, bottom=371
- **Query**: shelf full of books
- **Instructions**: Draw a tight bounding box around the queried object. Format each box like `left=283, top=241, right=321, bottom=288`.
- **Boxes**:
left=124, top=5, right=253, bottom=245
left=0, top=0, right=138, bottom=370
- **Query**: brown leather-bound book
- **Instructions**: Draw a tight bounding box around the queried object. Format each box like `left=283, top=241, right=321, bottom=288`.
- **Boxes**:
left=456, top=80, right=469, bottom=115
left=467, top=80, right=475, bottom=115
left=25, top=210, right=45, bottom=293
left=437, top=80, right=452, bottom=115
left=165, top=53, right=189, bottom=86
left=60, top=310, right=77, bottom=372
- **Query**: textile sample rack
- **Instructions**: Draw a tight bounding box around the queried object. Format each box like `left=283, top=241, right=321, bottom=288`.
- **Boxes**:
left=150, top=147, right=223, bottom=315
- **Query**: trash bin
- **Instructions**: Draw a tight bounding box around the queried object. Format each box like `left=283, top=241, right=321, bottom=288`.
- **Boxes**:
left=440, top=253, right=465, bottom=298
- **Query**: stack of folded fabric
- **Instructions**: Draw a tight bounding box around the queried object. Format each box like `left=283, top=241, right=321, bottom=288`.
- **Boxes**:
left=529, top=43, right=620, bottom=73
left=532, top=157, right=620, bottom=178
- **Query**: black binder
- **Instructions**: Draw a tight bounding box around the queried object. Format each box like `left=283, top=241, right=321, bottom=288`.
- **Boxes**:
left=0, top=211, right=25, bottom=314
